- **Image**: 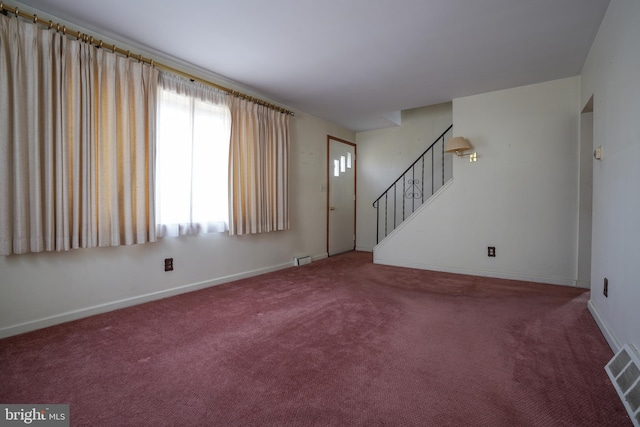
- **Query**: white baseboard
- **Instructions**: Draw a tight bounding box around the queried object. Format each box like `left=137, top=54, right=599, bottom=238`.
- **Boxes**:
left=311, top=253, right=329, bottom=262
left=373, top=256, right=578, bottom=288
left=0, top=254, right=326, bottom=339
left=575, top=280, right=591, bottom=289
left=588, top=299, right=620, bottom=353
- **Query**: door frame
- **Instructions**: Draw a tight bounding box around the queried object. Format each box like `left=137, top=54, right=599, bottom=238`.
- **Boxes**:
left=577, top=95, right=594, bottom=289
left=326, top=135, right=357, bottom=255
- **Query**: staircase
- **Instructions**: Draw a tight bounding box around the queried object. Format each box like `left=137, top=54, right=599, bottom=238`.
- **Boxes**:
left=373, top=125, right=453, bottom=244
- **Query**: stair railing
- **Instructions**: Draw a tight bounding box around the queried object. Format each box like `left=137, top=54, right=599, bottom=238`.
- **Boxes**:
left=373, top=124, right=453, bottom=244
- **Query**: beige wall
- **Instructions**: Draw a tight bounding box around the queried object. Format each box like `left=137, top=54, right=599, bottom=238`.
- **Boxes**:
left=375, top=77, right=582, bottom=287
left=581, top=0, right=640, bottom=351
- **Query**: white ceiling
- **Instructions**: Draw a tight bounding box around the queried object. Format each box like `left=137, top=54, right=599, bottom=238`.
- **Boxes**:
left=15, top=0, right=609, bottom=132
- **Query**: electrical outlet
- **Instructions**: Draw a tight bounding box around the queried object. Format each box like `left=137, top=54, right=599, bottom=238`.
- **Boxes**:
left=603, top=277, right=608, bottom=297
left=488, top=247, right=496, bottom=257
left=164, top=258, right=174, bottom=272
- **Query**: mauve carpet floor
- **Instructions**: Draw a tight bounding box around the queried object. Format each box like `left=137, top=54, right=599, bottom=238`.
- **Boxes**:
left=0, top=251, right=631, bottom=426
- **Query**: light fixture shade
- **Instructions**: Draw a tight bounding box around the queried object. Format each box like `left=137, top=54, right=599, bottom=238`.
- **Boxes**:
left=445, top=137, right=472, bottom=153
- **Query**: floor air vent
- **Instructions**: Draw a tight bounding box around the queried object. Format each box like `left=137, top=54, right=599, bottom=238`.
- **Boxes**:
left=293, top=256, right=311, bottom=266
left=606, top=343, right=640, bottom=426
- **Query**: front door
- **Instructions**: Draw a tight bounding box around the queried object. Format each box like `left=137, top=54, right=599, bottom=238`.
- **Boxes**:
left=327, top=136, right=356, bottom=256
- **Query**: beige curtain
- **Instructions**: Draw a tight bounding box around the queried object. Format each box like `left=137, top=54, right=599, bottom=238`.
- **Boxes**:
left=229, top=98, right=289, bottom=235
left=0, top=15, right=158, bottom=255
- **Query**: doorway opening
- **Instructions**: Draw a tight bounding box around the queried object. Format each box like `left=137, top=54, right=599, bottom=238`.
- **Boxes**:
left=578, top=95, right=594, bottom=288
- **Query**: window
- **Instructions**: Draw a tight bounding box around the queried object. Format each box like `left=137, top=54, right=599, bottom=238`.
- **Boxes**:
left=156, top=85, right=231, bottom=237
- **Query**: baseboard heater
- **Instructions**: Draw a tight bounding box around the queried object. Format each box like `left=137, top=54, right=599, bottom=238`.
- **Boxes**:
left=293, top=255, right=311, bottom=266
left=605, top=343, right=640, bottom=426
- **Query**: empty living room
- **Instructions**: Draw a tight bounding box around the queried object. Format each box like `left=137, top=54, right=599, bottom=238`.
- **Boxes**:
left=1, top=0, right=639, bottom=426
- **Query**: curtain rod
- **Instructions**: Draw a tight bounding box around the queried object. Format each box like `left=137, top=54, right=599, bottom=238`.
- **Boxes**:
left=0, top=2, right=294, bottom=116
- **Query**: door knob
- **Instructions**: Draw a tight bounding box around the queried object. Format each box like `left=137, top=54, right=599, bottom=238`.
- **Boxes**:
left=330, top=207, right=336, bottom=211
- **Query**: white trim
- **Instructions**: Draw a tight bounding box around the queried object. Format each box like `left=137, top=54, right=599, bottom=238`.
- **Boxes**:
left=588, top=299, right=621, bottom=353
left=0, top=254, right=325, bottom=339
left=575, top=280, right=591, bottom=289
left=312, top=253, right=329, bottom=262
left=373, top=256, right=578, bottom=288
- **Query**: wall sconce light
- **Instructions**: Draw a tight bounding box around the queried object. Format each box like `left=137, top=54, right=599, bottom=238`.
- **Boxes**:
left=445, top=137, right=477, bottom=162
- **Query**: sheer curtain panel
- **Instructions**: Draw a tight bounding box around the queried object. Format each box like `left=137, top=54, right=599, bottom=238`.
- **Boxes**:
left=229, top=98, right=289, bottom=235
left=155, top=73, right=231, bottom=237
left=0, top=15, right=158, bottom=255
